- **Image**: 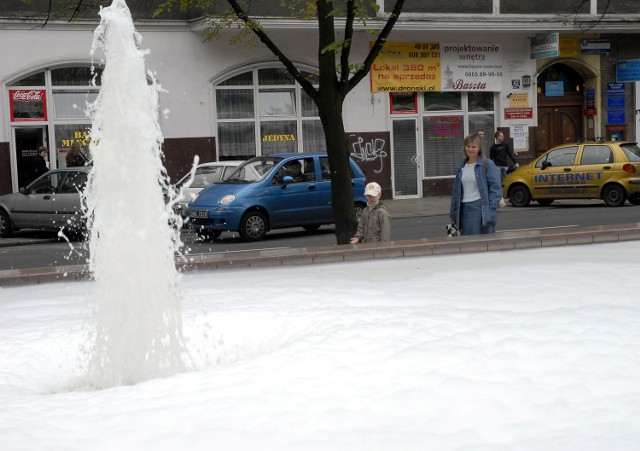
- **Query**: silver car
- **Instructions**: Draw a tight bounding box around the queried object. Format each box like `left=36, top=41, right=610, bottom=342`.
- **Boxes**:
left=171, top=160, right=242, bottom=219
left=0, top=167, right=90, bottom=237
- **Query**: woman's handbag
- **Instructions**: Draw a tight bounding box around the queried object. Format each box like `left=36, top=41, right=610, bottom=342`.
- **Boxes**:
left=446, top=223, right=461, bottom=237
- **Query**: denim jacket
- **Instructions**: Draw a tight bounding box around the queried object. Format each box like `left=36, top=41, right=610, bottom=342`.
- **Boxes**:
left=449, top=156, right=502, bottom=227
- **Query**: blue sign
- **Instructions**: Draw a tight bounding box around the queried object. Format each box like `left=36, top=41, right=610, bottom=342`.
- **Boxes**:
left=581, top=39, right=610, bottom=55
left=545, top=81, right=564, bottom=97
left=607, top=83, right=625, bottom=113
left=608, top=109, right=625, bottom=125
left=616, top=60, right=640, bottom=82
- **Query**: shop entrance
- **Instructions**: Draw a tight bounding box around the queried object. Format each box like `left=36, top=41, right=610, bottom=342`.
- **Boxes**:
left=13, top=126, right=48, bottom=188
left=391, top=118, right=421, bottom=197
left=536, top=63, right=586, bottom=155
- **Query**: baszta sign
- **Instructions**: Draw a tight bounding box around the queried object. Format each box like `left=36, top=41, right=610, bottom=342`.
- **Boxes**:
left=9, top=89, right=48, bottom=122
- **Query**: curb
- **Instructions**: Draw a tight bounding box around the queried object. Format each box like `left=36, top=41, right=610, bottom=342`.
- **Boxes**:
left=2, top=222, right=639, bottom=287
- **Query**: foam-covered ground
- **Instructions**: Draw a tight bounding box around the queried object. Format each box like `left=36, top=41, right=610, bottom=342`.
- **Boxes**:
left=2, top=242, right=640, bottom=451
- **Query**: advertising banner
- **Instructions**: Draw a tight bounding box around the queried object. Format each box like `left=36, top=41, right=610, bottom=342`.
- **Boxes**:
left=370, top=41, right=504, bottom=93
left=370, top=42, right=441, bottom=93
left=531, top=33, right=559, bottom=59
left=440, top=43, right=503, bottom=92
left=9, top=89, right=48, bottom=122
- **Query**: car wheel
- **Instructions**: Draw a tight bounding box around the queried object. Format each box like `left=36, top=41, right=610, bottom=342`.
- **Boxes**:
left=0, top=209, right=13, bottom=238
left=303, top=224, right=321, bottom=233
left=239, top=211, right=267, bottom=241
left=508, top=185, right=531, bottom=207
left=537, top=199, right=554, bottom=206
left=602, top=184, right=626, bottom=207
left=196, top=230, right=222, bottom=241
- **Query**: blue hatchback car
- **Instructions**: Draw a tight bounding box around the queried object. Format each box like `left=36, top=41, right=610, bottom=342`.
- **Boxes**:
left=187, top=152, right=368, bottom=241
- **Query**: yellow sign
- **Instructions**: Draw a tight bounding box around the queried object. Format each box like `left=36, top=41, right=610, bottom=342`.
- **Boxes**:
left=370, top=42, right=441, bottom=93
left=559, top=38, right=579, bottom=56
left=509, top=93, right=529, bottom=108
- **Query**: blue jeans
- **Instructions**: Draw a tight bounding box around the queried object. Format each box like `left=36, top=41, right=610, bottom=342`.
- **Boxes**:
left=460, top=200, right=496, bottom=235
left=498, top=166, right=509, bottom=180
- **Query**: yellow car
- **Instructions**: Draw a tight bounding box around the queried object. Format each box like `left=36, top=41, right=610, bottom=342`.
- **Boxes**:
left=503, top=141, right=640, bottom=207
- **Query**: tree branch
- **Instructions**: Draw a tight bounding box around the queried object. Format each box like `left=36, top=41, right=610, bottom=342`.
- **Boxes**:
left=339, top=0, right=356, bottom=85
left=225, top=0, right=318, bottom=100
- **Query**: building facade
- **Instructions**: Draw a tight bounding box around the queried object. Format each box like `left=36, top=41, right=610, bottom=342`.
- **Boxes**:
left=1, top=0, right=639, bottom=198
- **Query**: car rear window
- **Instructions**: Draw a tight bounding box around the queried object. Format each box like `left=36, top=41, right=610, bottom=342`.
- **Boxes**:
left=620, top=144, right=640, bottom=162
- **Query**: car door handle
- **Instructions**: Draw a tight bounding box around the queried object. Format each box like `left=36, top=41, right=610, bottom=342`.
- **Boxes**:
left=43, top=195, right=52, bottom=200
left=603, top=166, right=611, bottom=170
left=307, top=185, right=316, bottom=191
left=563, top=168, right=572, bottom=172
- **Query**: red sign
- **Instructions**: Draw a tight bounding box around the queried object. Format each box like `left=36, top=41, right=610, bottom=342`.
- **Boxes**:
left=504, top=107, right=533, bottom=119
left=584, top=108, right=597, bottom=117
left=9, top=89, right=48, bottom=122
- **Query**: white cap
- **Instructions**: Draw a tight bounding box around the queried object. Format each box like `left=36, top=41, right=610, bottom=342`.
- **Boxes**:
left=364, top=182, right=382, bottom=197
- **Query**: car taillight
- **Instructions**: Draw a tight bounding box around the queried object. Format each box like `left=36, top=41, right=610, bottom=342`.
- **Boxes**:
left=623, top=163, right=636, bottom=174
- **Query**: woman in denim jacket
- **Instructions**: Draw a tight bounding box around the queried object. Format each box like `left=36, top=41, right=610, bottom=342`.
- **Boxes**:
left=449, top=134, right=502, bottom=235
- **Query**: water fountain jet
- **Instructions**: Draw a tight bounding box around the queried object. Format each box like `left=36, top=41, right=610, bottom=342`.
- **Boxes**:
left=84, top=0, right=187, bottom=388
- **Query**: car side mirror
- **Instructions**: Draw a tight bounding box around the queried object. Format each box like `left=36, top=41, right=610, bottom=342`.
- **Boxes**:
left=541, top=161, right=549, bottom=170
left=19, top=187, right=26, bottom=194
left=281, top=175, right=294, bottom=187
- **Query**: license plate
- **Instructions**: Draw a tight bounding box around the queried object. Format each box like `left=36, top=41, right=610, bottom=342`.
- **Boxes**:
left=189, top=210, right=208, bottom=219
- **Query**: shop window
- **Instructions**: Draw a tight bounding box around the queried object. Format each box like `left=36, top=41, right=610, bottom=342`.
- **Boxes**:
left=53, top=91, right=97, bottom=119
left=260, top=120, right=297, bottom=154
left=52, top=67, right=102, bottom=86
left=217, top=122, right=256, bottom=159
left=301, top=91, right=319, bottom=117
left=302, top=120, right=325, bottom=152
left=259, top=90, right=295, bottom=116
left=424, top=92, right=462, bottom=111
left=219, top=72, right=253, bottom=86
left=468, top=92, right=494, bottom=111
left=215, top=67, right=324, bottom=159
left=418, top=91, right=496, bottom=178
left=215, top=90, right=254, bottom=119
left=422, top=115, right=464, bottom=177
left=258, top=68, right=294, bottom=85
left=390, top=92, right=417, bottom=114
left=13, top=72, right=46, bottom=86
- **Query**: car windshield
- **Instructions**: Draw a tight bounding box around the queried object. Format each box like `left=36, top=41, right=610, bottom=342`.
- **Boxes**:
left=223, top=157, right=282, bottom=183
left=620, top=144, right=640, bottom=162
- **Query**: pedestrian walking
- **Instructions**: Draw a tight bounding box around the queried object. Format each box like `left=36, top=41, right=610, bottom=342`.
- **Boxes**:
left=489, top=131, right=519, bottom=179
left=33, top=146, right=49, bottom=178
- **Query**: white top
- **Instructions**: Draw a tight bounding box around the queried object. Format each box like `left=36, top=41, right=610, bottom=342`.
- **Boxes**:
left=461, top=163, right=481, bottom=203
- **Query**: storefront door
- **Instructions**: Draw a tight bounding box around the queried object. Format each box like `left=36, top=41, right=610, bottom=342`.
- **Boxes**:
left=536, top=105, right=582, bottom=154
left=391, top=118, right=421, bottom=197
left=13, top=126, right=48, bottom=189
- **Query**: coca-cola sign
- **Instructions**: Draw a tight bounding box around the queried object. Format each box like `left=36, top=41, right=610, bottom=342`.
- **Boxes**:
left=12, top=90, right=45, bottom=102
left=10, top=89, right=47, bottom=122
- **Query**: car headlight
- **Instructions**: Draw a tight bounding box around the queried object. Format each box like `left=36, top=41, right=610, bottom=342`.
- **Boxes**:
left=220, top=194, right=236, bottom=205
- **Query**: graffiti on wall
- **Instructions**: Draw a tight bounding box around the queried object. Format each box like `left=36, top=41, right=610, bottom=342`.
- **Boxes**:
left=349, top=134, right=388, bottom=174
left=347, top=131, right=392, bottom=198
